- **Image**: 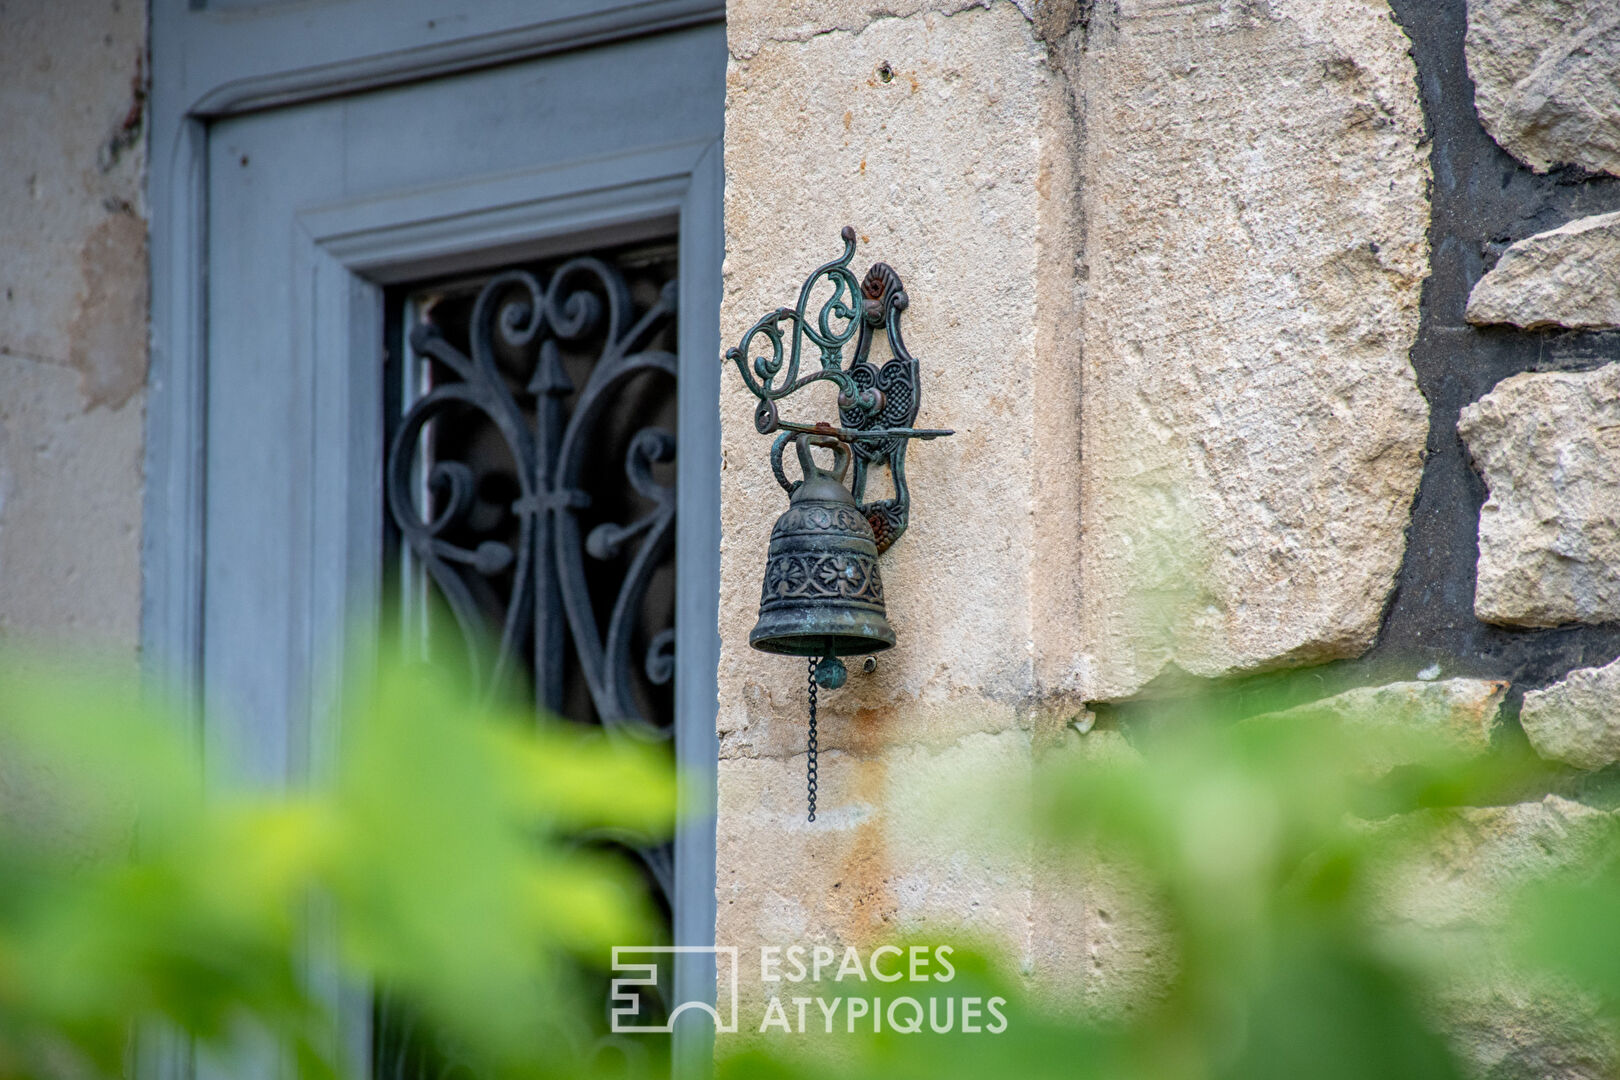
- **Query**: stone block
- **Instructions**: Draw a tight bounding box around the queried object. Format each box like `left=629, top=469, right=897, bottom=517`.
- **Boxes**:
left=1466, top=211, right=1620, bottom=331
left=1466, top=0, right=1620, bottom=177
left=720, top=4, right=1079, bottom=738
left=1521, top=656, right=1620, bottom=771
left=1246, top=678, right=1507, bottom=776
left=1458, top=364, right=1620, bottom=627
left=1363, top=796, right=1620, bottom=1079
left=1364, top=794, right=1617, bottom=930
left=1072, top=0, right=1431, bottom=699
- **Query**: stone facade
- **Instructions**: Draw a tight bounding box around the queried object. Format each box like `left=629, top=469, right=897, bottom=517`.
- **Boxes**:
left=0, top=0, right=1618, bottom=1074
left=718, top=0, right=1448, bottom=977
left=718, top=0, right=1620, bottom=1070
left=719, top=0, right=1074, bottom=986
left=0, top=0, right=147, bottom=656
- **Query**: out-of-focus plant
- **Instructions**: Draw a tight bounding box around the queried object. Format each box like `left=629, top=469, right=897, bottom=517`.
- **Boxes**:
left=9, top=637, right=1620, bottom=1080
left=0, top=647, right=675, bottom=1080
left=716, top=681, right=1620, bottom=1080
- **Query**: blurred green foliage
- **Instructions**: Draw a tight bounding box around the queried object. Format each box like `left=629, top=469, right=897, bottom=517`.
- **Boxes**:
left=3, top=645, right=1620, bottom=1080
left=0, top=650, right=674, bottom=1080
left=718, top=689, right=1620, bottom=1080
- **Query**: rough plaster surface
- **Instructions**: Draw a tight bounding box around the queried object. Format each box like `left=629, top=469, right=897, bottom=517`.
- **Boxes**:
left=0, top=0, right=148, bottom=408
left=1466, top=211, right=1620, bottom=331
left=0, top=356, right=144, bottom=648
left=0, top=0, right=147, bottom=655
left=1520, top=655, right=1620, bottom=771
left=1458, top=364, right=1620, bottom=627
left=1465, top=0, right=1620, bottom=177
left=1070, top=0, right=1432, bottom=701
left=1247, top=677, right=1507, bottom=775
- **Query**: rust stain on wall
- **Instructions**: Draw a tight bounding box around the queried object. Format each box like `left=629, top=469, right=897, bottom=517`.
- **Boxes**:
left=845, top=701, right=898, bottom=756
left=831, top=752, right=897, bottom=946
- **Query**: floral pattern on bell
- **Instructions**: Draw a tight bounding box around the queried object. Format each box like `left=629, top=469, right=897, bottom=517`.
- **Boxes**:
left=769, top=503, right=874, bottom=540
left=749, top=433, right=897, bottom=656
left=759, top=551, right=885, bottom=609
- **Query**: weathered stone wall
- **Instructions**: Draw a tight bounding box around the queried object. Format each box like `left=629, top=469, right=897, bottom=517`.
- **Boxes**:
left=0, top=0, right=147, bottom=656
left=1065, top=0, right=1432, bottom=701
left=4, top=0, right=1616, bottom=1070
left=718, top=0, right=1079, bottom=986
left=719, top=0, right=1444, bottom=979
left=719, top=0, right=1620, bottom=1071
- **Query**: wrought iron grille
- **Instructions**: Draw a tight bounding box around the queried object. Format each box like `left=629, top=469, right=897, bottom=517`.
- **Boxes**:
left=378, top=239, right=682, bottom=1076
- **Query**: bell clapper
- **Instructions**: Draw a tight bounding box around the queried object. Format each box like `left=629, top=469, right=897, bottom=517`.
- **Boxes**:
left=815, top=655, right=847, bottom=690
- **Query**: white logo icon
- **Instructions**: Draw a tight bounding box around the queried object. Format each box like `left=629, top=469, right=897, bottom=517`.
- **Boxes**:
left=610, top=946, right=739, bottom=1034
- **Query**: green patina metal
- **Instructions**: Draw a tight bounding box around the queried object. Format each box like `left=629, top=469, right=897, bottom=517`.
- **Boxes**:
left=724, top=228, right=952, bottom=821
left=724, top=225, right=951, bottom=565
left=749, top=434, right=897, bottom=660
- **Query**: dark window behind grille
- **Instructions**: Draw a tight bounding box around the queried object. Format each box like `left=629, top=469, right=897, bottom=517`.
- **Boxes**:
left=379, top=239, right=681, bottom=1077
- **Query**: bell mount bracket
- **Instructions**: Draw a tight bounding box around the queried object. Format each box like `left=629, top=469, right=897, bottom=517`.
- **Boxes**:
left=724, top=226, right=952, bottom=553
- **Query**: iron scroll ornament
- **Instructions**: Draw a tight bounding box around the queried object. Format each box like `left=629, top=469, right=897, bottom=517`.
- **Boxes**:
left=385, top=260, right=678, bottom=740
left=725, top=226, right=951, bottom=553
left=381, top=250, right=684, bottom=1070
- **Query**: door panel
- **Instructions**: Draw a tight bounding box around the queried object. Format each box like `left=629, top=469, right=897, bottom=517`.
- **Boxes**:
left=200, top=20, right=723, bottom=1077
left=204, top=24, right=723, bottom=774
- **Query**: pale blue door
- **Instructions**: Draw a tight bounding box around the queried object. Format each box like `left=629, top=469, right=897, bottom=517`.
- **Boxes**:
left=146, top=5, right=724, bottom=1078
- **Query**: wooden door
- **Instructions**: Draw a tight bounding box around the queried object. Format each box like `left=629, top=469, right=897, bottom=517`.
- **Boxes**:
left=146, top=5, right=724, bottom=1078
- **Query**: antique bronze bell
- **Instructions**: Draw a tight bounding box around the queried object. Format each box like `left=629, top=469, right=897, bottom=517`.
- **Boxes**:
left=750, top=434, right=897, bottom=666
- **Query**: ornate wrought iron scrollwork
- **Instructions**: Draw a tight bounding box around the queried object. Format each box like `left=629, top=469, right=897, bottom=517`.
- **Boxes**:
left=380, top=247, right=681, bottom=1078
left=725, top=227, right=948, bottom=553
left=386, top=256, right=679, bottom=741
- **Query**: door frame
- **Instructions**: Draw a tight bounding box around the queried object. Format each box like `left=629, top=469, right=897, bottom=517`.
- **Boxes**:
left=144, top=4, right=725, bottom=1078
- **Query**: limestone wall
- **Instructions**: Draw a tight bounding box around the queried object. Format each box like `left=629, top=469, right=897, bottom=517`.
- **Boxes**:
left=718, top=0, right=1078, bottom=979
left=719, top=0, right=1441, bottom=977
left=718, top=0, right=1620, bottom=1070
left=1, top=0, right=1619, bottom=1071
left=0, top=0, right=147, bottom=657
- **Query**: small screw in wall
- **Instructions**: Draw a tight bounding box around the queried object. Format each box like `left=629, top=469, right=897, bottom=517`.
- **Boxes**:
left=862, top=656, right=877, bottom=674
